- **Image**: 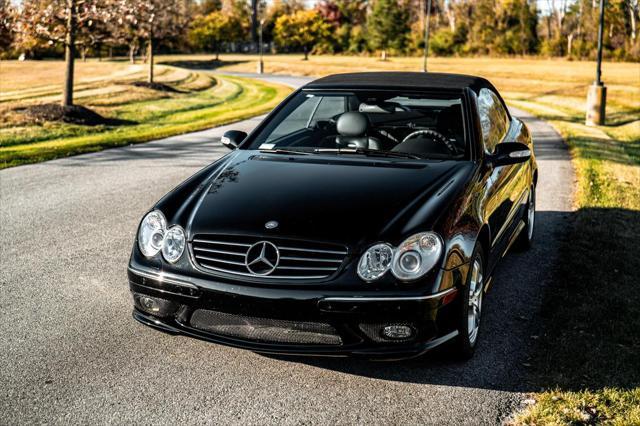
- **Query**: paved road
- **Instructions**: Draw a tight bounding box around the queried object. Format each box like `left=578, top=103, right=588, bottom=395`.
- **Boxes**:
left=0, top=75, right=573, bottom=425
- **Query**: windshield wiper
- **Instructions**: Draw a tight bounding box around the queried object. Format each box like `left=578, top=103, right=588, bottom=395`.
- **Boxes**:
left=259, top=148, right=313, bottom=156
left=313, top=148, right=423, bottom=160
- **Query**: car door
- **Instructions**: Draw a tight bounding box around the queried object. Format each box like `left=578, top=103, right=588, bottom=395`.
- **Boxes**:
left=477, top=88, right=516, bottom=253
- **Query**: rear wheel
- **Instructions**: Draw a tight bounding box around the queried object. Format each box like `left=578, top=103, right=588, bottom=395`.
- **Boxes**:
left=451, top=244, right=485, bottom=359
left=515, top=184, right=535, bottom=250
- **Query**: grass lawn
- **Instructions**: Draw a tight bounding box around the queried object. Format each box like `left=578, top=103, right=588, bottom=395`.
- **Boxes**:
left=200, top=53, right=640, bottom=423
left=0, top=60, right=291, bottom=168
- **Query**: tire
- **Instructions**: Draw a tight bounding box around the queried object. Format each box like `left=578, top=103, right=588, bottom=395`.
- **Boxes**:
left=451, top=244, right=485, bottom=359
left=514, top=184, right=536, bottom=250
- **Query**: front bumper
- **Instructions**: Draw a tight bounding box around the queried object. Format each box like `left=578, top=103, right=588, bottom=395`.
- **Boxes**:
left=128, top=265, right=463, bottom=360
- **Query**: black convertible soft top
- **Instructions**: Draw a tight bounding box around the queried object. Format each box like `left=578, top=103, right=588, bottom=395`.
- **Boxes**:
left=304, top=72, right=491, bottom=93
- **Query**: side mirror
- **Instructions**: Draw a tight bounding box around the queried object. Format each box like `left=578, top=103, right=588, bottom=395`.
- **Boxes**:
left=221, top=130, right=247, bottom=150
left=489, top=142, right=531, bottom=167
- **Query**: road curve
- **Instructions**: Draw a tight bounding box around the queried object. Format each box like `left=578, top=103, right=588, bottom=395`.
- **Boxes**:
left=0, top=75, right=573, bottom=424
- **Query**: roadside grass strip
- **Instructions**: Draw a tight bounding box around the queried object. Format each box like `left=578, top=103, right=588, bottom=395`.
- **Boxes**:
left=0, top=75, right=291, bottom=168
left=509, top=98, right=640, bottom=424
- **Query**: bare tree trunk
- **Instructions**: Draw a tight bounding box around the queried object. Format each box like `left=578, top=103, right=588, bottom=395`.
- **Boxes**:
left=62, top=0, right=77, bottom=107
left=129, top=44, right=136, bottom=63
left=303, top=45, right=308, bottom=60
left=215, top=41, right=219, bottom=61
left=446, top=0, right=456, bottom=32
left=81, top=46, right=87, bottom=62
left=147, top=37, right=154, bottom=84
left=567, top=32, right=574, bottom=57
left=630, top=2, right=637, bottom=41
left=109, top=46, right=113, bottom=59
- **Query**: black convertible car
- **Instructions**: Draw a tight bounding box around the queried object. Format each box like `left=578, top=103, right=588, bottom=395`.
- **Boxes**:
left=129, top=72, right=537, bottom=359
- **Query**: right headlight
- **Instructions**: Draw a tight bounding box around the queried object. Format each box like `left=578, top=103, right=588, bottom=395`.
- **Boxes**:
left=391, top=232, right=443, bottom=281
left=138, top=210, right=166, bottom=257
left=161, top=225, right=186, bottom=263
left=357, top=243, right=394, bottom=282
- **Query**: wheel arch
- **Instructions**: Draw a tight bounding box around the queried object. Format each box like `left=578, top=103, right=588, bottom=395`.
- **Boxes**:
left=476, top=224, right=491, bottom=268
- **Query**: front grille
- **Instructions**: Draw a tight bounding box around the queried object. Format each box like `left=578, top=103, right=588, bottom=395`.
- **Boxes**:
left=190, top=310, right=343, bottom=345
left=191, top=234, right=348, bottom=279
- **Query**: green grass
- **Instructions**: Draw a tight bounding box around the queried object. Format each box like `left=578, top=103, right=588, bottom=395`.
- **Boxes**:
left=0, top=74, right=291, bottom=168
left=515, top=388, right=640, bottom=424
left=508, top=93, right=640, bottom=425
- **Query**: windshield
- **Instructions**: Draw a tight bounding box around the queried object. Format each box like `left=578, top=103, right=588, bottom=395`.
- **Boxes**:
left=246, top=91, right=467, bottom=160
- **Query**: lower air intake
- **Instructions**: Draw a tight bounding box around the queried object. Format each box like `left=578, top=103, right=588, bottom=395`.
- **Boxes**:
left=190, top=310, right=343, bottom=346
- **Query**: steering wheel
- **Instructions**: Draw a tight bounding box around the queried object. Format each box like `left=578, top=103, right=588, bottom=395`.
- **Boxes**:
left=400, top=129, right=457, bottom=154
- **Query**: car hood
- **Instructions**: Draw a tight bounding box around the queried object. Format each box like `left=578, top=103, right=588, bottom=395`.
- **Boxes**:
left=187, top=151, right=470, bottom=248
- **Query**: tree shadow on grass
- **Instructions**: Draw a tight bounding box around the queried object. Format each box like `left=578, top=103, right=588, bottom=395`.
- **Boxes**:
left=160, top=59, right=248, bottom=71
left=14, top=103, right=137, bottom=126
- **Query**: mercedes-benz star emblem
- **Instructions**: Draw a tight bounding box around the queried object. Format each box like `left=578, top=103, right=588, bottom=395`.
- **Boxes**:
left=245, top=241, right=280, bottom=275
left=265, top=220, right=279, bottom=229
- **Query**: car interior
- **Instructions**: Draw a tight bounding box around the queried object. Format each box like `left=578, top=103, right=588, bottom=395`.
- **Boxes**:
left=251, top=91, right=467, bottom=160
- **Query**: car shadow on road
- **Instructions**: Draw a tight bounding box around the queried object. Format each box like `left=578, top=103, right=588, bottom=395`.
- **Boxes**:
left=259, top=209, right=579, bottom=393
left=159, top=59, right=248, bottom=71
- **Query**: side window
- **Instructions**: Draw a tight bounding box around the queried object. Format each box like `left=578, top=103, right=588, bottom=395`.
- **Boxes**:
left=477, top=88, right=509, bottom=153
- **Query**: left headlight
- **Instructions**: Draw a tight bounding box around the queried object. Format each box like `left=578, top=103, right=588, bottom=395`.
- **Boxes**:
left=138, top=210, right=186, bottom=263
left=161, top=226, right=186, bottom=263
left=391, top=232, right=443, bottom=281
left=138, top=210, right=167, bottom=257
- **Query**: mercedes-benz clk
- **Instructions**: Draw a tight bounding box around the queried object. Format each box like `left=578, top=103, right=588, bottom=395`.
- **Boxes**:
left=128, top=72, right=537, bottom=360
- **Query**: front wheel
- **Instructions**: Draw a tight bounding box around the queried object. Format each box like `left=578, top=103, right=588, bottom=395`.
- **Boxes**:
left=515, top=184, right=536, bottom=250
left=451, top=244, right=485, bottom=359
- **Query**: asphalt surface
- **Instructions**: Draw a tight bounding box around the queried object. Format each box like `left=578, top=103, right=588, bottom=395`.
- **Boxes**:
left=0, top=75, right=574, bottom=425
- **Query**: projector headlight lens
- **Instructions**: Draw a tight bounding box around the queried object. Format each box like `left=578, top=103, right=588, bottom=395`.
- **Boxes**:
left=357, top=243, right=394, bottom=282
left=162, top=226, right=186, bottom=263
left=138, top=210, right=167, bottom=257
left=391, top=232, right=443, bottom=281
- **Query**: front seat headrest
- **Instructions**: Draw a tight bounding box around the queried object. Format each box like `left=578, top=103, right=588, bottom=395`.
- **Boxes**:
left=336, top=112, right=368, bottom=137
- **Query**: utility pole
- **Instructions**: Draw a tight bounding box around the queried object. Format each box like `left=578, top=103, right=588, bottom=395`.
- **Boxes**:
left=586, top=0, right=607, bottom=125
left=422, top=0, right=432, bottom=72
left=257, top=19, right=264, bottom=74
left=251, top=0, right=259, bottom=53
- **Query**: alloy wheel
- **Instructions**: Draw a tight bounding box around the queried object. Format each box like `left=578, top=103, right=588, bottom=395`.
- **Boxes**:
left=527, top=186, right=536, bottom=240
left=467, top=258, right=483, bottom=346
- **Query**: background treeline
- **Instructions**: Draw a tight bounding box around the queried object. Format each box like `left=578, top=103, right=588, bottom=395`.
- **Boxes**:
left=1, top=0, right=638, bottom=62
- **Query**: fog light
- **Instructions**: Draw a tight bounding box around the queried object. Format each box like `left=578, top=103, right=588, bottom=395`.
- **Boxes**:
left=382, top=325, right=414, bottom=340
left=140, top=296, right=159, bottom=312
left=133, top=293, right=177, bottom=318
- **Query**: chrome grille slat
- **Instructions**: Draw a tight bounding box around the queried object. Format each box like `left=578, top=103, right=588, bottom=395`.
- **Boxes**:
left=191, top=234, right=347, bottom=280
left=279, top=246, right=347, bottom=255
left=195, top=255, right=245, bottom=266
left=278, top=266, right=337, bottom=271
left=193, top=239, right=252, bottom=248
left=280, top=256, right=343, bottom=263
left=193, top=247, right=245, bottom=256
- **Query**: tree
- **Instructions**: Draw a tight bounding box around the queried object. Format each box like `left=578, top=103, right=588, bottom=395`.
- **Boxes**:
left=367, top=0, right=410, bottom=59
left=107, top=0, right=142, bottom=64
left=0, top=0, right=16, bottom=58
left=189, top=10, right=244, bottom=59
left=263, top=0, right=305, bottom=43
left=16, top=0, right=107, bottom=107
left=273, top=10, right=331, bottom=59
left=124, top=0, right=189, bottom=83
